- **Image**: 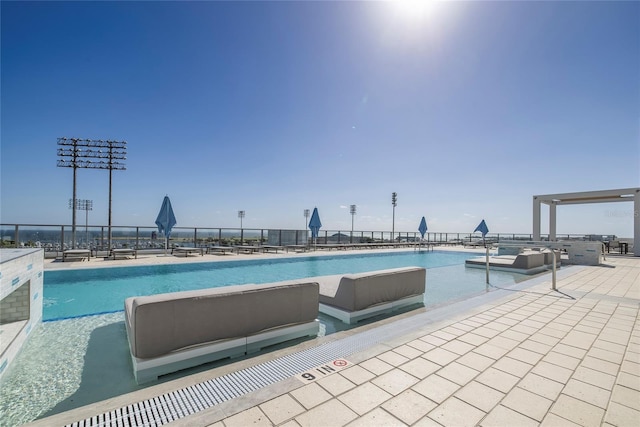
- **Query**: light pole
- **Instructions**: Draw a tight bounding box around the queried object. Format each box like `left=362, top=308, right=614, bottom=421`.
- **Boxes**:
left=304, top=209, right=310, bottom=245
left=350, top=204, right=356, bottom=243
left=391, top=192, right=397, bottom=242
left=238, top=210, right=245, bottom=245
left=304, top=209, right=310, bottom=229
left=238, top=210, right=245, bottom=228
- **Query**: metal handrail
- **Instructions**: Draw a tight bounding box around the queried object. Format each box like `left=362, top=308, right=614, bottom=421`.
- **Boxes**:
left=0, top=222, right=566, bottom=252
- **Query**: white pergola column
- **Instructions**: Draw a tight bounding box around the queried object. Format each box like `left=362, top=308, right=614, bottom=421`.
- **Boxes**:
left=549, top=202, right=557, bottom=242
left=635, top=190, right=640, bottom=256
left=533, top=197, right=541, bottom=241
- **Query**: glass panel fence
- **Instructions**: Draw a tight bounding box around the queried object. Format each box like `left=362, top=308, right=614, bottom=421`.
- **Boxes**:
left=0, top=224, right=569, bottom=253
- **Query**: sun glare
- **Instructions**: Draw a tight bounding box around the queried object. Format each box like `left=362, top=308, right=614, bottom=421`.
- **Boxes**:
left=393, top=0, right=441, bottom=21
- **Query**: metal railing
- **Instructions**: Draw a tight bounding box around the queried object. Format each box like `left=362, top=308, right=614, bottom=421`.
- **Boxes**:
left=0, top=223, right=570, bottom=255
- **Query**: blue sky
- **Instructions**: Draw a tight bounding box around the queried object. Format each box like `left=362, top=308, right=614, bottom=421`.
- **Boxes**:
left=1, top=1, right=638, bottom=237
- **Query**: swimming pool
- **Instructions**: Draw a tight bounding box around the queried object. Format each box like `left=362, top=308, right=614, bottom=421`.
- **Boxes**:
left=43, top=250, right=509, bottom=321
left=2, top=250, right=531, bottom=427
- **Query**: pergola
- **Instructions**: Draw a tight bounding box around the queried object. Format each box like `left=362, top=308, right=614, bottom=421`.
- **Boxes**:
left=533, top=188, right=640, bottom=256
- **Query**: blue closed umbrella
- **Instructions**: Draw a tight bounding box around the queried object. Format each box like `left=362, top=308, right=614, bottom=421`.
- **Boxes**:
left=418, top=216, right=428, bottom=239
left=474, top=219, right=489, bottom=246
left=474, top=219, right=489, bottom=237
left=155, top=196, right=177, bottom=254
left=308, top=207, right=322, bottom=248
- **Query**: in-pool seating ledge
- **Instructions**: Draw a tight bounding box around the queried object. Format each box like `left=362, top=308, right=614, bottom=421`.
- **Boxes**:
left=124, top=281, right=320, bottom=384
left=465, top=250, right=561, bottom=275
left=315, top=266, right=426, bottom=324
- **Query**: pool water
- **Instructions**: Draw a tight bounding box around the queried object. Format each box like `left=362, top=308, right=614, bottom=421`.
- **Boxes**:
left=43, top=250, right=513, bottom=321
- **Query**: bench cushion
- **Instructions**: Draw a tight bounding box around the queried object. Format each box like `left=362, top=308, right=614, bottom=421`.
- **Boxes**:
left=318, top=267, right=426, bottom=312
left=126, top=281, right=318, bottom=359
left=512, top=253, right=545, bottom=269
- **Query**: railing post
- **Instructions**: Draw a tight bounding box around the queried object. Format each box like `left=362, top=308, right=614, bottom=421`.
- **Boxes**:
left=60, top=225, right=65, bottom=252
left=551, top=250, right=557, bottom=291
left=194, top=228, right=198, bottom=247
left=136, top=227, right=139, bottom=249
left=218, top=228, right=222, bottom=245
left=14, top=225, right=19, bottom=248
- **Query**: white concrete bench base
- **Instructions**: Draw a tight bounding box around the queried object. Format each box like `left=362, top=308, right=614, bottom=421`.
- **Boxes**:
left=246, top=320, right=319, bottom=354
left=130, top=337, right=246, bottom=384
left=465, top=260, right=551, bottom=275
left=129, top=320, right=319, bottom=384
left=319, top=294, right=424, bottom=325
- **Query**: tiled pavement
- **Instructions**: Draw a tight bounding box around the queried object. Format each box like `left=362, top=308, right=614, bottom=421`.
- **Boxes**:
left=178, top=256, right=640, bottom=427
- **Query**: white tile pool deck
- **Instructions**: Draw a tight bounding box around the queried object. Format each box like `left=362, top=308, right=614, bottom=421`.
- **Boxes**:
left=29, top=248, right=640, bottom=426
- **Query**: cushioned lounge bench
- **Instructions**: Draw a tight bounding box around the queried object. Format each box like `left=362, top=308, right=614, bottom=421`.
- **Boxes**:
left=110, top=248, right=137, bottom=260
left=464, top=240, right=487, bottom=248
left=286, top=245, right=309, bottom=253
left=171, top=247, right=204, bottom=256
left=315, top=267, right=426, bottom=324
left=206, top=245, right=235, bottom=255
left=125, top=281, right=319, bottom=384
left=62, top=249, right=91, bottom=262
left=234, top=245, right=263, bottom=254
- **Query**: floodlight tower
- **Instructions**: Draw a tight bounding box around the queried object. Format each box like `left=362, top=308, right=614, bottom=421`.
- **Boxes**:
left=57, top=138, right=126, bottom=249
left=391, top=192, right=398, bottom=242
left=69, top=199, right=93, bottom=247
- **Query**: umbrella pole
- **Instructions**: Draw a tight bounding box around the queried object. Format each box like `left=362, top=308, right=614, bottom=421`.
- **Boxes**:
left=485, top=246, right=490, bottom=286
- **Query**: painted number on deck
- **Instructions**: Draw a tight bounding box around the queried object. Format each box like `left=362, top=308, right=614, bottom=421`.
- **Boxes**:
left=296, top=359, right=352, bottom=383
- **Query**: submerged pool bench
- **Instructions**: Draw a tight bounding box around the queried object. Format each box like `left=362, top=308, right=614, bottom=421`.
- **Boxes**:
left=125, top=281, right=320, bottom=384
left=315, top=267, right=426, bottom=324
left=465, top=250, right=561, bottom=275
